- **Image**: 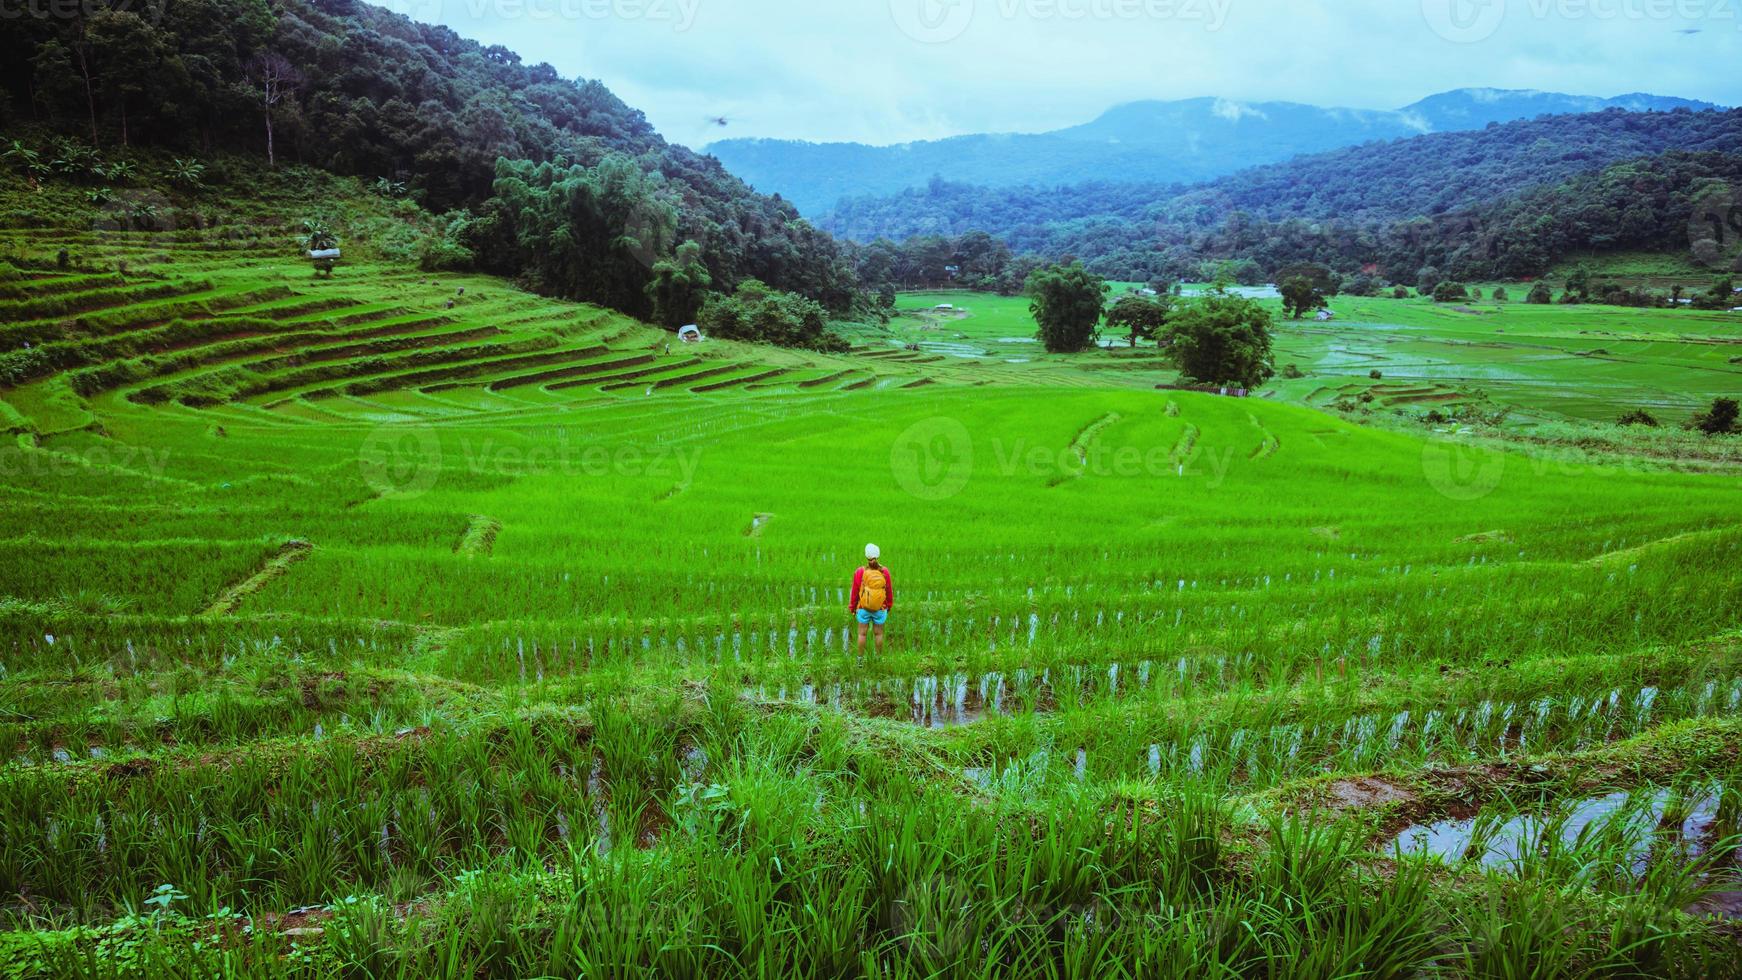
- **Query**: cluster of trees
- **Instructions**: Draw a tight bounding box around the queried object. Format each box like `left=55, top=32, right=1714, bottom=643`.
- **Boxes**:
left=1, top=0, right=867, bottom=328
left=1021, top=262, right=1274, bottom=387
left=697, top=280, right=846, bottom=351
left=822, top=111, right=1742, bottom=285
left=843, top=230, right=1041, bottom=298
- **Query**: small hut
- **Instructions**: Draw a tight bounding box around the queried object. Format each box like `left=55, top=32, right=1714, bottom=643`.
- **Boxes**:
left=307, top=247, right=340, bottom=278
left=678, top=324, right=703, bottom=343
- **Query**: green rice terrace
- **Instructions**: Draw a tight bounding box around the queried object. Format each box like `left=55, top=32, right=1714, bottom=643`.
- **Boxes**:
left=5, top=227, right=1742, bottom=978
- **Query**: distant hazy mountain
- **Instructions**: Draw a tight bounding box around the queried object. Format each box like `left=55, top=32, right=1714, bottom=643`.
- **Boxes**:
left=707, top=89, right=1721, bottom=215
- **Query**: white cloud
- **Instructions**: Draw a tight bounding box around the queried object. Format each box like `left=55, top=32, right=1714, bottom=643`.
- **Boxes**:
left=1211, top=99, right=1268, bottom=123
left=405, top=0, right=1739, bottom=146
left=1396, top=110, right=1433, bottom=134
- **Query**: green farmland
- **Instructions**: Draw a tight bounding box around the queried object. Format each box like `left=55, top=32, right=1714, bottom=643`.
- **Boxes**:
left=879, top=287, right=1742, bottom=426
left=4, top=230, right=1742, bottom=977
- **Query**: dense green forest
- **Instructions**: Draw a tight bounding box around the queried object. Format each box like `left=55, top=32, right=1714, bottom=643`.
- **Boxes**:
left=0, top=0, right=863, bottom=330
left=826, top=109, right=1742, bottom=284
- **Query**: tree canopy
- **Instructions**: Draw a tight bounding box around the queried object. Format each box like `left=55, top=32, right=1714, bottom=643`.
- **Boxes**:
left=1103, top=293, right=1171, bottom=347
left=1026, top=263, right=1109, bottom=353
left=1279, top=277, right=1326, bottom=319
left=1161, top=290, right=1276, bottom=389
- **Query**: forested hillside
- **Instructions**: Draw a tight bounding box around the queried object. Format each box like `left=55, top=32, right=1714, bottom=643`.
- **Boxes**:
left=0, top=0, right=863, bottom=325
left=825, top=109, right=1742, bottom=283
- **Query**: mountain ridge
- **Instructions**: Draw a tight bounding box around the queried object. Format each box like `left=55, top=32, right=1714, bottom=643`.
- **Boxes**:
left=708, top=89, right=1724, bottom=215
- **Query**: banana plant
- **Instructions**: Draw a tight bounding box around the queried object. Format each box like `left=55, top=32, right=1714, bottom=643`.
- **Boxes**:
left=300, top=218, right=340, bottom=252
left=164, top=157, right=206, bottom=189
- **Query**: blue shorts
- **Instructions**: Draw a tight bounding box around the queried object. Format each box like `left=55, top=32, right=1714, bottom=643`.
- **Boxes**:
left=856, top=608, right=888, bottom=626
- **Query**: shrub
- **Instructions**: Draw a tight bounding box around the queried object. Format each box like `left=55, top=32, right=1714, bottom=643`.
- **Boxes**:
left=1432, top=282, right=1469, bottom=303
left=1369, top=369, right=1383, bottom=380
left=1689, top=397, right=1739, bottom=436
left=1392, top=286, right=1410, bottom=300
left=1616, top=409, right=1659, bottom=428
left=1492, top=286, right=1509, bottom=302
left=1281, top=363, right=1305, bottom=379
left=1526, top=281, right=1553, bottom=304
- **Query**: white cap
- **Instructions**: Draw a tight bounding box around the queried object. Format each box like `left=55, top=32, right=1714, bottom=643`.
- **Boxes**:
left=865, top=543, right=880, bottom=560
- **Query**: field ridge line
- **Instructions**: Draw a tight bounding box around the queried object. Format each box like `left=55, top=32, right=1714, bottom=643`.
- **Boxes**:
left=456, top=515, right=502, bottom=557
left=200, top=539, right=313, bottom=617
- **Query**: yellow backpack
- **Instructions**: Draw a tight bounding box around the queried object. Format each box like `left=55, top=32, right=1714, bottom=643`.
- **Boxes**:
left=859, top=566, right=888, bottom=612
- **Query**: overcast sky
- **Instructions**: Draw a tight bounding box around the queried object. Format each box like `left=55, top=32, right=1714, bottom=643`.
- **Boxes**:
left=383, top=0, right=1740, bottom=148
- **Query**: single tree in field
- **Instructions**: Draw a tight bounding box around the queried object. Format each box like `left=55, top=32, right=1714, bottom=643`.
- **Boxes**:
left=1417, top=266, right=1442, bottom=296
left=1279, top=276, right=1325, bottom=319
left=1492, top=286, right=1509, bottom=302
left=1104, top=293, right=1170, bottom=347
left=1026, top=262, right=1108, bottom=353
left=644, top=240, right=711, bottom=328
left=246, top=51, right=303, bottom=167
left=1161, top=289, right=1276, bottom=390
left=1690, top=397, right=1739, bottom=435
left=1274, top=262, right=1340, bottom=296
left=1526, top=281, right=1553, bottom=304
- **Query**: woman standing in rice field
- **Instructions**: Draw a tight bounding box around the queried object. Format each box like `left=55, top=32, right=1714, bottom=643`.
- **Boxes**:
left=851, top=544, right=894, bottom=657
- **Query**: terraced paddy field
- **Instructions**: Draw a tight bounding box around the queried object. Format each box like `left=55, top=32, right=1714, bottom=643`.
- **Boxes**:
left=5, top=234, right=1742, bottom=976
left=878, top=288, right=1742, bottom=427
